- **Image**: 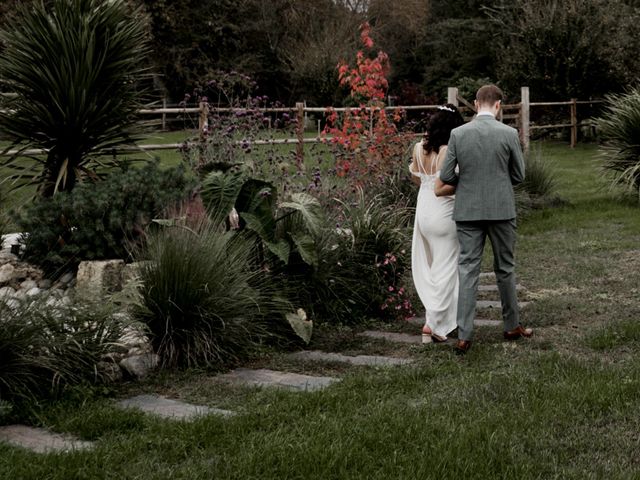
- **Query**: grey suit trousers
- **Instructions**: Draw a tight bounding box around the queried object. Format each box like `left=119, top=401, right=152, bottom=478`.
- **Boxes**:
left=456, top=219, right=519, bottom=341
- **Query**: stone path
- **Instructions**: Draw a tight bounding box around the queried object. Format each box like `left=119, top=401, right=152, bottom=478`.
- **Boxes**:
left=478, top=284, right=523, bottom=292
left=0, top=425, right=93, bottom=454
left=289, top=350, right=413, bottom=366
left=477, top=300, right=530, bottom=309
left=117, top=394, right=235, bottom=420
left=359, top=330, right=422, bottom=344
left=216, top=368, right=339, bottom=392
left=406, top=316, right=501, bottom=328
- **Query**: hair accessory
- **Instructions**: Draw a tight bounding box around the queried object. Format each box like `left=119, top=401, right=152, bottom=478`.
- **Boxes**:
left=437, top=105, right=456, bottom=113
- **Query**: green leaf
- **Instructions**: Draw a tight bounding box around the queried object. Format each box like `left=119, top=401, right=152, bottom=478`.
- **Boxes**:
left=279, top=193, right=324, bottom=236
left=240, top=211, right=275, bottom=241
left=265, top=239, right=290, bottom=264
left=290, top=232, right=318, bottom=267
left=285, top=308, right=313, bottom=344
left=200, top=170, right=246, bottom=222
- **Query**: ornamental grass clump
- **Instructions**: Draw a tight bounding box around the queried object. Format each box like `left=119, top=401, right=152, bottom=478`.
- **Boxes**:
left=598, top=88, right=640, bottom=199
left=0, top=295, right=129, bottom=405
left=134, top=220, right=290, bottom=369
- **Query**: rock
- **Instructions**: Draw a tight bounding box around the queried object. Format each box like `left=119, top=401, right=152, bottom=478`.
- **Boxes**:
left=127, top=346, right=151, bottom=357
left=0, top=286, right=16, bottom=298
left=119, top=354, right=159, bottom=380
left=45, top=296, right=62, bottom=308
left=19, top=280, right=38, bottom=291
left=49, top=288, right=64, bottom=299
left=37, top=279, right=52, bottom=290
left=121, top=262, right=148, bottom=287
left=25, top=287, right=41, bottom=297
left=0, top=264, right=15, bottom=284
left=76, top=260, right=125, bottom=295
left=58, top=272, right=75, bottom=285
left=97, top=361, right=123, bottom=383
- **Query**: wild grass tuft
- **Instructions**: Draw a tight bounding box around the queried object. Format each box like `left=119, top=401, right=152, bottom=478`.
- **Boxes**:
left=0, top=295, right=129, bottom=405
left=133, top=220, right=290, bottom=369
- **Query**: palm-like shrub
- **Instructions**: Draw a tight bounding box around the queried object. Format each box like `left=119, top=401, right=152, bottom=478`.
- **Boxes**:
left=0, top=0, right=150, bottom=196
left=134, top=221, right=291, bottom=369
left=0, top=295, right=129, bottom=404
left=598, top=88, right=640, bottom=197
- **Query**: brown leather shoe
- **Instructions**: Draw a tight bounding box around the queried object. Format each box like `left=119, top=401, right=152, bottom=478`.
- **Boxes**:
left=455, top=340, right=472, bottom=354
left=504, top=325, right=533, bottom=340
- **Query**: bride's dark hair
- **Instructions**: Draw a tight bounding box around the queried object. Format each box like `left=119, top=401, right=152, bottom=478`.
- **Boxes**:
left=423, top=104, right=464, bottom=154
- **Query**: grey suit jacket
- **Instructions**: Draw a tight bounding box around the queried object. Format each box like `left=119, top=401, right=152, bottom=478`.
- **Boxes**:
left=440, top=115, right=525, bottom=221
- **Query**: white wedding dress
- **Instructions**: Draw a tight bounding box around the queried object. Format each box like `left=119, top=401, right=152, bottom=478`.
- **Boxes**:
left=410, top=141, right=459, bottom=337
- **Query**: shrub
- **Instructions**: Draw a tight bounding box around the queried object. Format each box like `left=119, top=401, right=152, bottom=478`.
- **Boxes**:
left=598, top=88, right=640, bottom=197
left=516, top=148, right=562, bottom=214
left=306, top=190, right=414, bottom=324
left=0, top=0, right=151, bottom=196
left=0, top=295, right=129, bottom=404
left=133, top=220, right=291, bottom=369
left=15, top=162, right=194, bottom=276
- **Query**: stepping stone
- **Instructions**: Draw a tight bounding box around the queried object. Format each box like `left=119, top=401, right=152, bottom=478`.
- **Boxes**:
left=217, top=368, right=339, bottom=392
left=117, top=394, right=234, bottom=420
left=477, top=300, right=530, bottom=309
left=474, top=319, right=502, bottom=327
left=407, top=317, right=498, bottom=328
left=479, top=272, right=495, bottom=279
left=0, top=425, right=93, bottom=454
left=289, top=350, right=413, bottom=366
left=478, top=284, right=523, bottom=292
left=360, top=330, right=421, bottom=344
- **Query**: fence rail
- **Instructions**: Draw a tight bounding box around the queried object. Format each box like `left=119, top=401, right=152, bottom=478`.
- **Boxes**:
left=0, top=87, right=604, bottom=158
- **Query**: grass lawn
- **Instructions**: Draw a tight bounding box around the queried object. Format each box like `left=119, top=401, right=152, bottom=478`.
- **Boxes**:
left=2, top=141, right=640, bottom=479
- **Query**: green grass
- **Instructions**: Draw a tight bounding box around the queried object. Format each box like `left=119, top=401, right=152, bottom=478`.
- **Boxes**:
left=2, top=140, right=640, bottom=478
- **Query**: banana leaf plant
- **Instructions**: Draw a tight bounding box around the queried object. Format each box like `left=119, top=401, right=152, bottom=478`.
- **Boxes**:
left=200, top=169, right=324, bottom=269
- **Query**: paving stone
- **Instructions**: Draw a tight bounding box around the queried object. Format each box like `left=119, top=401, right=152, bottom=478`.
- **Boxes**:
left=0, top=425, right=93, bottom=454
left=478, top=284, right=523, bottom=292
left=217, top=368, right=339, bottom=392
left=479, top=272, right=495, bottom=279
left=360, top=330, right=422, bottom=344
left=473, top=319, right=502, bottom=327
left=288, top=350, right=413, bottom=366
left=406, top=316, right=499, bottom=328
left=477, top=300, right=530, bottom=309
left=117, top=394, right=234, bottom=420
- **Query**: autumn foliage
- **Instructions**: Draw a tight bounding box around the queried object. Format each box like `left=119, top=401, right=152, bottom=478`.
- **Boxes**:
left=323, top=23, right=411, bottom=182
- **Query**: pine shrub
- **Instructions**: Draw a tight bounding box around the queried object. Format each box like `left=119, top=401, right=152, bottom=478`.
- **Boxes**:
left=15, top=162, right=194, bottom=276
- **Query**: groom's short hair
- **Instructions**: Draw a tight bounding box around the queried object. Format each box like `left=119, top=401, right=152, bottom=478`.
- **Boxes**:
left=476, top=85, right=503, bottom=106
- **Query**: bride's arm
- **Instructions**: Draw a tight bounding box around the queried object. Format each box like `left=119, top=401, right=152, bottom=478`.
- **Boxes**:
left=409, top=142, right=422, bottom=186
left=434, top=146, right=456, bottom=197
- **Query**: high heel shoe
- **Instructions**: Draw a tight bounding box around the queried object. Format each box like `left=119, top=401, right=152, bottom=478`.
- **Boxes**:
left=422, top=326, right=448, bottom=344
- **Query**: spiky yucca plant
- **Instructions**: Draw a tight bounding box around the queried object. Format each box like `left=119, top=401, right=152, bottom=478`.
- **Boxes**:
left=0, top=0, right=150, bottom=196
left=598, top=88, right=640, bottom=198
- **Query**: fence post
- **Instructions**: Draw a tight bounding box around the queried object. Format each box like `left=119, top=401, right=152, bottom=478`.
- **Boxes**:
left=162, top=97, right=167, bottom=131
left=198, top=101, right=209, bottom=168
left=570, top=98, right=578, bottom=148
left=447, top=87, right=459, bottom=107
left=296, top=102, right=305, bottom=170
left=520, top=87, right=530, bottom=155
left=199, top=101, right=209, bottom=137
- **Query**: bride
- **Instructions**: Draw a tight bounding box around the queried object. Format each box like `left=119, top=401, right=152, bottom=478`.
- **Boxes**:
left=410, top=104, right=464, bottom=343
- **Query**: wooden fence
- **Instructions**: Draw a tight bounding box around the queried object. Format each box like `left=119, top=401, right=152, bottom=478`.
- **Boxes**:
left=0, top=87, right=604, bottom=159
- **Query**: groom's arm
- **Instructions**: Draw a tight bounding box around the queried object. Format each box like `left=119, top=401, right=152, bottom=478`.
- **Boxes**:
left=440, top=133, right=459, bottom=186
left=508, top=131, right=526, bottom=185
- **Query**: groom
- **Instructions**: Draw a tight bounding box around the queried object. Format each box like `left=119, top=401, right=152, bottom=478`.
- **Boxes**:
left=438, top=84, right=531, bottom=354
